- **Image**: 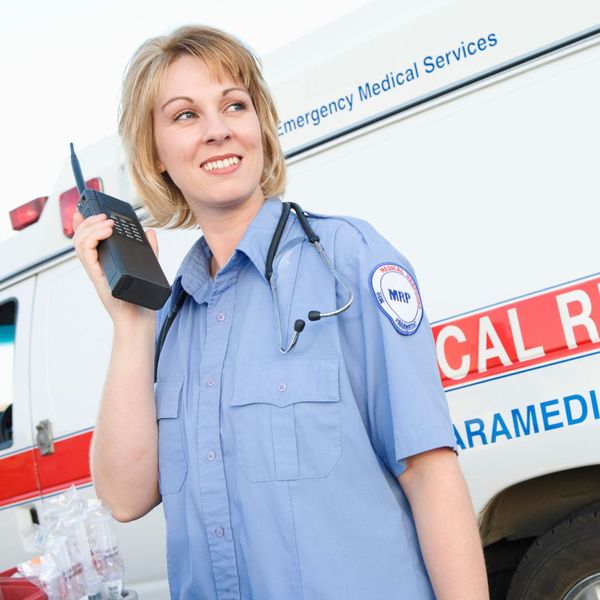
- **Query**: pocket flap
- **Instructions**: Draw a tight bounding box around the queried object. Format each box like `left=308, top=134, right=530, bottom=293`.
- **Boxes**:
left=155, top=377, right=184, bottom=419
left=231, top=356, right=339, bottom=408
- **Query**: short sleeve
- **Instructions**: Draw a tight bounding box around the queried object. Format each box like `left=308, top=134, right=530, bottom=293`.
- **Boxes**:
left=333, top=219, right=457, bottom=477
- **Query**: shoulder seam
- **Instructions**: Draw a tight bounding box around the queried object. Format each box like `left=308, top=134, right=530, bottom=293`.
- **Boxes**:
left=305, top=211, right=369, bottom=245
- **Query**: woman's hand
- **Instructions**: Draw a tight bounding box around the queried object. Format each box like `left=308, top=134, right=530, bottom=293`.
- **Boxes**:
left=72, top=211, right=159, bottom=326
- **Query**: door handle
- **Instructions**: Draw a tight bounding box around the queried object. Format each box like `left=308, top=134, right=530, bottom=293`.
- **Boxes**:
left=35, top=419, right=55, bottom=455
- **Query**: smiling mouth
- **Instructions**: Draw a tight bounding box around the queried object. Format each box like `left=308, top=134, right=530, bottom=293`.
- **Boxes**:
left=202, top=156, right=241, bottom=172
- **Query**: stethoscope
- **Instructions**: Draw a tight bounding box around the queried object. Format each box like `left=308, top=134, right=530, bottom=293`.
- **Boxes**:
left=154, top=202, right=354, bottom=381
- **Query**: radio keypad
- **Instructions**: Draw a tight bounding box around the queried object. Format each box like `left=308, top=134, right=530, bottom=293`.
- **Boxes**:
left=109, top=213, right=144, bottom=243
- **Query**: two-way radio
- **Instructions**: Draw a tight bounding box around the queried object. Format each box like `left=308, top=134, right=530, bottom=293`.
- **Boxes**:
left=70, top=143, right=171, bottom=310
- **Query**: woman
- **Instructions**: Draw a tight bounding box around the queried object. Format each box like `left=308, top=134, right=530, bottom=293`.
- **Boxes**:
left=73, top=25, right=489, bottom=600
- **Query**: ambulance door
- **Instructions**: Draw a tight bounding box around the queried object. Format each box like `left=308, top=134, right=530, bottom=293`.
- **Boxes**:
left=0, top=277, right=41, bottom=571
left=29, top=255, right=169, bottom=598
left=29, top=256, right=110, bottom=496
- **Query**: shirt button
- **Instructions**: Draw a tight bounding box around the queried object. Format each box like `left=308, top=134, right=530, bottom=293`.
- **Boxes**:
left=215, top=527, right=224, bottom=537
left=277, top=383, right=287, bottom=392
left=206, top=376, right=216, bottom=387
left=207, top=451, right=216, bottom=461
left=216, top=312, right=226, bottom=322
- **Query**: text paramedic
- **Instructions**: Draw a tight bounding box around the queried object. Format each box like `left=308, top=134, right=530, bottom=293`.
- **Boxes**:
left=454, top=388, right=600, bottom=449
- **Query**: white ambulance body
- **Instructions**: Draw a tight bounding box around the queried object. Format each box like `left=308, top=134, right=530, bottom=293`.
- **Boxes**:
left=1, top=0, right=599, bottom=597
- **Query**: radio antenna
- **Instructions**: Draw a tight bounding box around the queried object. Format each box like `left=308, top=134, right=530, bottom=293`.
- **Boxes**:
left=70, top=143, right=86, bottom=194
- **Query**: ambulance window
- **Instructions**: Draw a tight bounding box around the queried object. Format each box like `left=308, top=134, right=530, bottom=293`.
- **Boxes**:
left=0, top=300, right=16, bottom=450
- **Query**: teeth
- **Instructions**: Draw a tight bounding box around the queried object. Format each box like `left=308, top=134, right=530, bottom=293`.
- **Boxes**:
left=203, top=156, right=240, bottom=171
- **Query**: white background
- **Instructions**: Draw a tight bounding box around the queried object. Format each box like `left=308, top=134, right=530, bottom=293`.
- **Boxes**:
left=0, top=0, right=372, bottom=242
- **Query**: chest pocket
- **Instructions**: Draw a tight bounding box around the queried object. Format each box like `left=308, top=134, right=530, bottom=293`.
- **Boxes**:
left=231, top=356, right=342, bottom=482
left=155, top=377, right=187, bottom=495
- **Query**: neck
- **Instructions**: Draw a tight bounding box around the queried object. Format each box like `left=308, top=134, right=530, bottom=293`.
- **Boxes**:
left=193, top=192, right=266, bottom=278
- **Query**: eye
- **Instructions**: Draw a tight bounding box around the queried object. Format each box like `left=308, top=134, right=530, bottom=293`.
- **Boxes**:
left=174, top=109, right=197, bottom=121
left=225, top=100, right=248, bottom=113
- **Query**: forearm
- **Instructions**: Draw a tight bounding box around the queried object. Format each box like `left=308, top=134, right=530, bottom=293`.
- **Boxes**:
left=399, top=448, right=489, bottom=600
left=91, top=316, right=160, bottom=521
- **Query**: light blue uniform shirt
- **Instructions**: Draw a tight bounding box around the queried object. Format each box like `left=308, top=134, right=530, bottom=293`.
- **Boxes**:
left=155, top=197, right=456, bottom=599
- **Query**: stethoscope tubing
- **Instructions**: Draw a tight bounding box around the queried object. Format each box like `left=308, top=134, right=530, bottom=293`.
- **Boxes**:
left=309, top=240, right=354, bottom=320
left=154, top=201, right=355, bottom=379
left=267, top=202, right=354, bottom=353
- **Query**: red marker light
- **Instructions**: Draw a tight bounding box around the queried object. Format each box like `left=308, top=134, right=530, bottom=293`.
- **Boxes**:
left=9, top=197, right=48, bottom=231
left=59, top=178, right=103, bottom=238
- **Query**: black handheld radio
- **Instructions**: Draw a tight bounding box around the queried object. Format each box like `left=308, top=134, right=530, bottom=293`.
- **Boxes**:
left=70, top=143, right=171, bottom=310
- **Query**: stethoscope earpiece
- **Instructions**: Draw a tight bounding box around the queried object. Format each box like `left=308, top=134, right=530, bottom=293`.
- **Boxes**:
left=155, top=201, right=356, bottom=380
left=294, top=319, right=306, bottom=333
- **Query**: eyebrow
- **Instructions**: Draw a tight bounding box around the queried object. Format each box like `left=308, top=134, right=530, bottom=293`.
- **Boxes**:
left=160, top=88, right=249, bottom=112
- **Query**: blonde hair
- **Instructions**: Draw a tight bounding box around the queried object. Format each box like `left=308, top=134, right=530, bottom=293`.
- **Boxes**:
left=119, top=25, right=286, bottom=229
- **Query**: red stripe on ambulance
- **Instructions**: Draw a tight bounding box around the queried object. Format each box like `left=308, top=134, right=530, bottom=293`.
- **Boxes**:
left=0, top=431, right=92, bottom=509
left=0, top=449, right=40, bottom=508
left=432, top=275, right=600, bottom=388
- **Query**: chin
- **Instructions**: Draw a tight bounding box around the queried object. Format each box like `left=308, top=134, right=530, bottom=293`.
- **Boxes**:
left=206, top=191, right=263, bottom=210
left=218, top=184, right=264, bottom=205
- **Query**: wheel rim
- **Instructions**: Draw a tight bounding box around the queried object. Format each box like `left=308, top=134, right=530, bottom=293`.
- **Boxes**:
left=563, top=573, right=600, bottom=600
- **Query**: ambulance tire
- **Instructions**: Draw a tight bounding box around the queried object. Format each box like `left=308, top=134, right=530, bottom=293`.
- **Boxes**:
left=506, top=508, right=600, bottom=600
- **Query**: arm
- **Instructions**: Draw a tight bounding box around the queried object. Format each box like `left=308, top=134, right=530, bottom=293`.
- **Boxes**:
left=332, top=220, right=486, bottom=594
left=398, top=447, right=489, bottom=600
left=91, top=315, right=161, bottom=522
left=73, top=212, right=161, bottom=521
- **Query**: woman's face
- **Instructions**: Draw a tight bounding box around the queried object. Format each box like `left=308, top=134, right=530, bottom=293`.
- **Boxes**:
left=153, top=54, right=265, bottom=216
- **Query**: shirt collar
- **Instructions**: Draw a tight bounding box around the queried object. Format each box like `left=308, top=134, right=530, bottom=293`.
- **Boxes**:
left=236, top=197, right=285, bottom=281
left=171, top=197, right=287, bottom=302
left=172, top=235, right=213, bottom=304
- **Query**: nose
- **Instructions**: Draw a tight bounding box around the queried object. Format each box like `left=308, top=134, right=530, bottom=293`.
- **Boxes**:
left=202, top=110, right=231, bottom=144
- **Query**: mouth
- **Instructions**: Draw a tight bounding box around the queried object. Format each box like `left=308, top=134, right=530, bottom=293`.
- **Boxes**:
left=201, top=155, right=242, bottom=173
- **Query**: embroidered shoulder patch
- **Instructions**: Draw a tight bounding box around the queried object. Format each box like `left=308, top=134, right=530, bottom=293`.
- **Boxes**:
left=369, top=263, right=423, bottom=335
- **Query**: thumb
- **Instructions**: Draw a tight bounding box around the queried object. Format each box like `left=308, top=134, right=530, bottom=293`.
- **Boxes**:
left=145, top=228, right=159, bottom=259
left=72, top=210, right=84, bottom=233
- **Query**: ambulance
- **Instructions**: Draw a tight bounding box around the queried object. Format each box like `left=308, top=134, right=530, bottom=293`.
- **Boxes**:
left=1, top=0, right=599, bottom=598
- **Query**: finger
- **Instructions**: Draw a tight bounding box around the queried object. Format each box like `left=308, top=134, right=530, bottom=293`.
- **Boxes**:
left=73, top=214, right=110, bottom=247
left=73, top=213, right=109, bottom=240
left=72, top=211, right=84, bottom=232
left=73, top=216, right=112, bottom=247
left=77, top=218, right=114, bottom=250
left=74, top=221, right=115, bottom=281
